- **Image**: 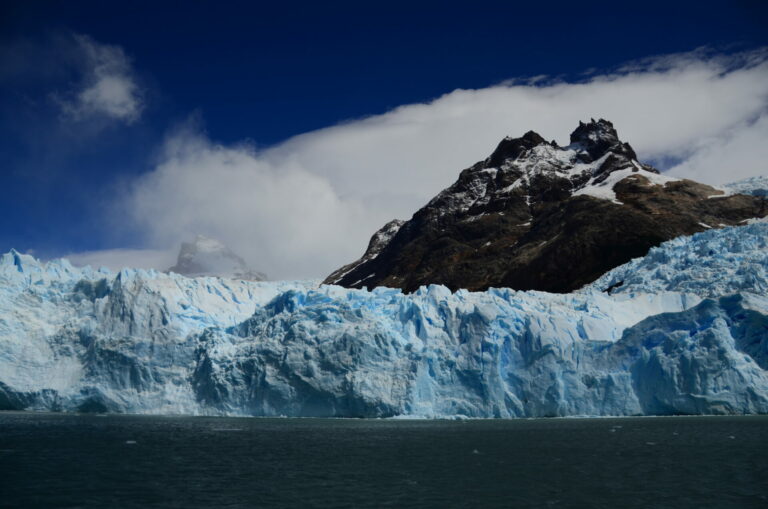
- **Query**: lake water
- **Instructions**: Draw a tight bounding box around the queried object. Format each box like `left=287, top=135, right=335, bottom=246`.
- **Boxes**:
left=1, top=412, right=766, bottom=508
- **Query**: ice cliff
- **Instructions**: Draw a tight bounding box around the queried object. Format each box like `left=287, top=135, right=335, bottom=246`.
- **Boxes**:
left=1, top=224, right=767, bottom=417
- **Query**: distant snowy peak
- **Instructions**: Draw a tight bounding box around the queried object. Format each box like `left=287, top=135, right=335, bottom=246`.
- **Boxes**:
left=167, top=235, right=266, bottom=281
left=568, top=118, right=639, bottom=161
left=325, top=119, right=767, bottom=292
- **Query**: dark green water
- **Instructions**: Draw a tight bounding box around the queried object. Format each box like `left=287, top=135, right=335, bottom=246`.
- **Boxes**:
left=1, top=413, right=766, bottom=508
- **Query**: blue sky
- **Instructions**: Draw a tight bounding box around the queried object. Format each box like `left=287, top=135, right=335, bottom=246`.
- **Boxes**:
left=1, top=1, right=768, bottom=278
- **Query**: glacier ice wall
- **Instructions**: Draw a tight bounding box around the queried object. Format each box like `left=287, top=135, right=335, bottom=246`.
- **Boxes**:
left=1, top=225, right=767, bottom=418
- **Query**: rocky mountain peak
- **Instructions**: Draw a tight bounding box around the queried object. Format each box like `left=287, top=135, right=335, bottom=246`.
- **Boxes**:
left=167, top=235, right=266, bottom=281
left=487, top=130, right=548, bottom=167
left=569, top=118, right=637, bottom=161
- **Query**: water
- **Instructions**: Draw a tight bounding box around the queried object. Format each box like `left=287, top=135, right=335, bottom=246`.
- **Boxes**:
left=1, top=413, right=766, bottom=508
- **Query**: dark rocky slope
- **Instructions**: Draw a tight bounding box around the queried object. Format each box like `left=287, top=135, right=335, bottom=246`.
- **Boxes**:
left=325, top=119, right=767, bottom=293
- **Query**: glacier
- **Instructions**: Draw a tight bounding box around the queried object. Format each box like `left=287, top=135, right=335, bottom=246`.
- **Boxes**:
left=1, top=224, right=767, bottom=418
left=586, top=223, right=768, bottom=298
left=722, top=175, right=768, bottom=198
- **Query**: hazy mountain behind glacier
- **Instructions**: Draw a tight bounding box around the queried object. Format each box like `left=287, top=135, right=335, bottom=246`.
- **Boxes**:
left=167, top=235, right=267, bottom=281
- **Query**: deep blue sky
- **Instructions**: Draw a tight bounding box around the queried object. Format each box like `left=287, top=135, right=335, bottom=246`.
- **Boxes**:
left=1, top=0, right=767, bottom=257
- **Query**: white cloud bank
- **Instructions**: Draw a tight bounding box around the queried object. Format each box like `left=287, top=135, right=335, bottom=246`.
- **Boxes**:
left=65, top=248, right=175, bottom=273
left=83, top=48, right=768, bottom=280
left=57, top=34, right=143, bottom=123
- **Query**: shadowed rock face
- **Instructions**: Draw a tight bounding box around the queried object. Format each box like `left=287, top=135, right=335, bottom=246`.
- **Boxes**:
left=325, top=119, right=768, bottom=293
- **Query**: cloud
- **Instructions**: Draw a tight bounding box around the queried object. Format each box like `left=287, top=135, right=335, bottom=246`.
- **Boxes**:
left=56, top=34, right=143, bottom=123
left=665, top=113, right=768, bottom=182
left=64, top=247, right=175, bottom=272
left=122, top=122, right=372, bottom=280
left=262, top=48, right=768, bottom=200
left=80, top=48, right=768, bottom=280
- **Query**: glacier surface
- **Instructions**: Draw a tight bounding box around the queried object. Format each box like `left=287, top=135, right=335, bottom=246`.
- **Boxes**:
left=586, top=223, right=768, bottom=298
left=722, top=175, right=768, bottom=198
left=1, top=225, right=767, bottom=418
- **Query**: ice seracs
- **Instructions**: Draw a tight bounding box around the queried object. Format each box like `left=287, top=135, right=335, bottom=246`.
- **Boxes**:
left=721, top=175, right=768, bottom=198
left=586, top=223, right=768, bottom=297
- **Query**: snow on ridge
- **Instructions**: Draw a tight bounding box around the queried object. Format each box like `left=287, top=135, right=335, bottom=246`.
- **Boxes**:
left=190, top=234, right=227, bottom=252
left=424, top=125, right=685, bottom=221
left=572, top=167, right=679, bottom=204
left=486, top=143, right=675, bottom=207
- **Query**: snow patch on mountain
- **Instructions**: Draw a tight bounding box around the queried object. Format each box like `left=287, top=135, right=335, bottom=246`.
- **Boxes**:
left=573, top=167, right=679, bottom=204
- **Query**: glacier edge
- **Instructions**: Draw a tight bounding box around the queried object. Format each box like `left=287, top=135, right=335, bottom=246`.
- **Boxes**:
left=1, top=225, right=767, bottom=418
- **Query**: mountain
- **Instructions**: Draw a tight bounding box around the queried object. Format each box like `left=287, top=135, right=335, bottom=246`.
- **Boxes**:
left=324, top=119, right=768, bottom=292
left=167, top=235, right=267, bottom=281
left=1, top=224, right=767, bottom=417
